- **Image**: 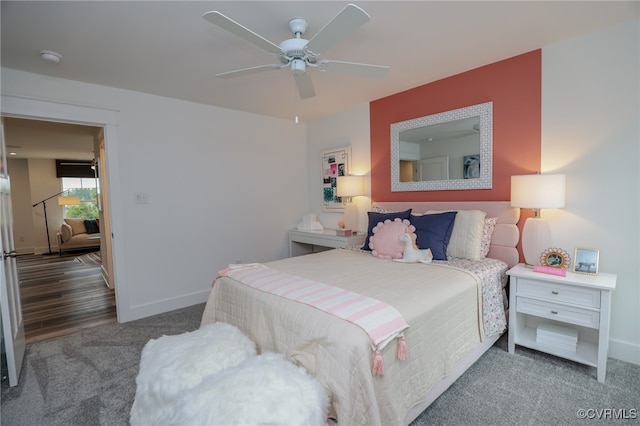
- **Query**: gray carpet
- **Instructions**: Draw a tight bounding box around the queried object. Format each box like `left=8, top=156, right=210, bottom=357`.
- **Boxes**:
left=2, top=303, right=638, bottom=425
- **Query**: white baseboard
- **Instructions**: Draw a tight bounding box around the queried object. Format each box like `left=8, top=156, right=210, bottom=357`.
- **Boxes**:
left=609, top=338, right=640, bottom=365
left=15, top=247, right=35, bottom=255
left=30, top=245, right=54, bottom=255
left=120, top=290, right=211, bottom=323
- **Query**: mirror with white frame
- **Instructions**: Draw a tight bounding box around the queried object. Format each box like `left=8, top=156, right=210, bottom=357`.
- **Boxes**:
left=390, top=102, right=493, bottom=191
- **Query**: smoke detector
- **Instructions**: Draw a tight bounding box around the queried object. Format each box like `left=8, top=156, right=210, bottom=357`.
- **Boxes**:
left=40, top=50, right=61, bottom=64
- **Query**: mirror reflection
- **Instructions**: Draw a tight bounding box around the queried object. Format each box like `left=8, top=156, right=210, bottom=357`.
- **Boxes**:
left=398, top=116, right=481, bottom=182
left=391, top=102, right=493, bottom=192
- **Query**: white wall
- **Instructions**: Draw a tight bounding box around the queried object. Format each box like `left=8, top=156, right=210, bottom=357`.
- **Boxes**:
left=542, top=19, right=640, bottom=364
left=6, top=158, right=33, bottom=254
left=306, top=104, right=371, bottom=235
left=2, top=68, right=308, bottom=322
left=26, top=159, right=62, bottom=254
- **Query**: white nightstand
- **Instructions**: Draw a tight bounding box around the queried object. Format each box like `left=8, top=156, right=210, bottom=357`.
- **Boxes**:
left=507, top=264, right=616, bottom=382
left=288, top=229, right=365, bottom=257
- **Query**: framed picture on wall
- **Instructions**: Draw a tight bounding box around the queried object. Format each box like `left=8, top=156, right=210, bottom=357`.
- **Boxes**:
left=321, top=146, right=351, bottom=212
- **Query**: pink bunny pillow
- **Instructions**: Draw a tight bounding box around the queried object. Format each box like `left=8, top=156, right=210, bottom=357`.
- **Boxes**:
left=368, top=218, right=416, bottom=259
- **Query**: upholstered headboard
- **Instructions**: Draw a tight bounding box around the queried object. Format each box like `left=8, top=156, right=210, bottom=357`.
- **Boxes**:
left=372, top=201, right=520, bottom=268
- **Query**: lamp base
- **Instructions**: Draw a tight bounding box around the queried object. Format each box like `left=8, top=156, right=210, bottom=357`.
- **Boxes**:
left=522, top=217, right=552, bottom=267
left=343, top=203, right=359, bottom=233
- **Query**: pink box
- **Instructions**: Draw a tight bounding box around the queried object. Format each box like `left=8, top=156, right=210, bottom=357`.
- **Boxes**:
left=336, top=229, right=352, bottom=236
left=533, top=265, right=567, bottom=277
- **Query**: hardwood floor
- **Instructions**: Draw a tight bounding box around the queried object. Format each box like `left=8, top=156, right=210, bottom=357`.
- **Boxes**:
left=16, top=251, right=117, bottom=344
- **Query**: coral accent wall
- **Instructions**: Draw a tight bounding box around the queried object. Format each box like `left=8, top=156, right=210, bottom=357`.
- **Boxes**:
left=370, top=50, right=541, bottom=202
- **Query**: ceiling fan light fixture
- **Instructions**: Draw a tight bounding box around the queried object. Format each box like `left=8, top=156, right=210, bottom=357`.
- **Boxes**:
left=40, top=50, right=62, bottom=64
left=290, top=59, right=306, bottom=75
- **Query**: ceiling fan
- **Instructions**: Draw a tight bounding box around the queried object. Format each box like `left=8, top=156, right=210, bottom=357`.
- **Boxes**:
left=203, top=3, right=390, bottom=99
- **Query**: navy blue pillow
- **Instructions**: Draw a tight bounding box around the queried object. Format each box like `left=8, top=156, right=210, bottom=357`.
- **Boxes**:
left=362, top=209, right=412, bottom=251
left=409, top=212, right=457, bottom=260
left=84, top=219, right=99, bottom=234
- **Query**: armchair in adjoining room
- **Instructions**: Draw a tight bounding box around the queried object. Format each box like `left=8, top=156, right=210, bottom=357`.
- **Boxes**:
left=56, top=218, right=101, bottom=255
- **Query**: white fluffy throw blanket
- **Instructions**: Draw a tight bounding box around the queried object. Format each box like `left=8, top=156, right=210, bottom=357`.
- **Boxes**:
left=130, top=322, right=329, bottom=426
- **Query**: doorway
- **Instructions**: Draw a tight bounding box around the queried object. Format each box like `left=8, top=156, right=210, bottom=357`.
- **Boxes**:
left=4, top=117, right=117, bottom=342
left=1, top=94, right=125, bottom=388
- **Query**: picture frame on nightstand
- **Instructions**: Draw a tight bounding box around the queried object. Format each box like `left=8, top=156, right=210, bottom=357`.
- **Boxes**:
left=573, top=247, right=600, bottom=275
left=540, top=247, right=571, bottom=269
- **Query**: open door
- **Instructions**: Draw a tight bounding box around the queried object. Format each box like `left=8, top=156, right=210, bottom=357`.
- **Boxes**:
left=95, top=128, right=114, bottom=289
left=0, top=120, right=26, bottom=387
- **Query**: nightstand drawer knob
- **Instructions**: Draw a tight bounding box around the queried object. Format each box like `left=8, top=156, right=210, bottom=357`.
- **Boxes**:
left=551, top=291, right=559, bottom=295
left=551, top=310, right=558, bottom=314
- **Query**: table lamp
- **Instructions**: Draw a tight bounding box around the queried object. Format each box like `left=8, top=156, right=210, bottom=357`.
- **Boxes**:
left=510, top=173, right=566, bottom=266
left=336, top=175, right=365, bottom=232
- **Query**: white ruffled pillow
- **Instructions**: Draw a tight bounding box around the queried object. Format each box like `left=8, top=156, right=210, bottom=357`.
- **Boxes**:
left=427, top=210, right=487, bottom=261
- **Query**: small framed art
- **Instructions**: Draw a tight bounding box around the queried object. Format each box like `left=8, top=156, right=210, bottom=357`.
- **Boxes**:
left=463, top=155, right=480, bottom=179
left=573, top=247, right=600, bottom=275
left=540, top=247, right=571, bottom=269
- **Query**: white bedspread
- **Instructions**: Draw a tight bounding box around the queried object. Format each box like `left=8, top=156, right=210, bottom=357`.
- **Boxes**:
left=201, top=249, right=493, bottom=425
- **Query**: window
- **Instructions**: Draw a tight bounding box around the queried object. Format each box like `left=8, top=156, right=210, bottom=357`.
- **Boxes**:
left=61, top=177, right=99, bottom=219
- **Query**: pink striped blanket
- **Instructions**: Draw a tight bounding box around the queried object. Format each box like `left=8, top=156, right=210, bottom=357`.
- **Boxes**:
left=215, top=263, right=409, bottom=375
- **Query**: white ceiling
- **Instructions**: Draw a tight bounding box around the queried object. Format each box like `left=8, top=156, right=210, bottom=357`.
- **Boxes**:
left=4, top=117, right=98, bottom=160
left=2, top=1, right=638, bottom=125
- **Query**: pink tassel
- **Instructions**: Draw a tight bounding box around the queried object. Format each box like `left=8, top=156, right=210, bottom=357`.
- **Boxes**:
left=372, top=350, right=384, bottom=375
left=397, top=336, right=407, bottom=361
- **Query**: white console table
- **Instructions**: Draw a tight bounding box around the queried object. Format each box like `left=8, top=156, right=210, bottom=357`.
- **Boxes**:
left=288, top=229, right=365, bottom=257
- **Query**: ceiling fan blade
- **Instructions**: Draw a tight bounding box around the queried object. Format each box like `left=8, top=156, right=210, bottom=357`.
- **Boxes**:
left=318, top=60, right=390, bottom=78
left=203, top=11, right=282, bottom=54
left=216, top=64, right=283, bottom=79
left=305, top=4, right=370, bottom=55
left=294, top=73, right=315, bottom=99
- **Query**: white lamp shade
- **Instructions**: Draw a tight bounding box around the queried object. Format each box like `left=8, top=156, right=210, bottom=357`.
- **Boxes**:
left=336, top=175, right=365, bottom=197
left=510, top=174, right=566, bottom=209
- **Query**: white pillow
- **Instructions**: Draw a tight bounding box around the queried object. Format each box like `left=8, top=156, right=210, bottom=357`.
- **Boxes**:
left=427, top=210, right=486, bottom=261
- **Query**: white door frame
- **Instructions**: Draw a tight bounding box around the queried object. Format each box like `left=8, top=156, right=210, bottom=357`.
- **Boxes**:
left=1, top=120, right=26, bottom=386
left=1, top=94, right=130, bottom=322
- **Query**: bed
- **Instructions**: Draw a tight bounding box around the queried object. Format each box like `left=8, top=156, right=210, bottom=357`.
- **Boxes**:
left=201, top=201, right=520, bottom=425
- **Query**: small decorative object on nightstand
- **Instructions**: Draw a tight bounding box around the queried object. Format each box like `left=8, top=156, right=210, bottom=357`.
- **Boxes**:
left=573, top=247, right=600, bottom=275
left=288, top=229, right=365, bottom=257
left=540, top=247, right=571, bottom=269
left=507, top=263, right=616, bottom=382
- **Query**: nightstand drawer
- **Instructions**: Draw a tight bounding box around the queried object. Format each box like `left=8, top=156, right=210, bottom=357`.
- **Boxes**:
left=517, top=297, right=600, bottom=328
left=517, top=278, right=601, bottom=308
